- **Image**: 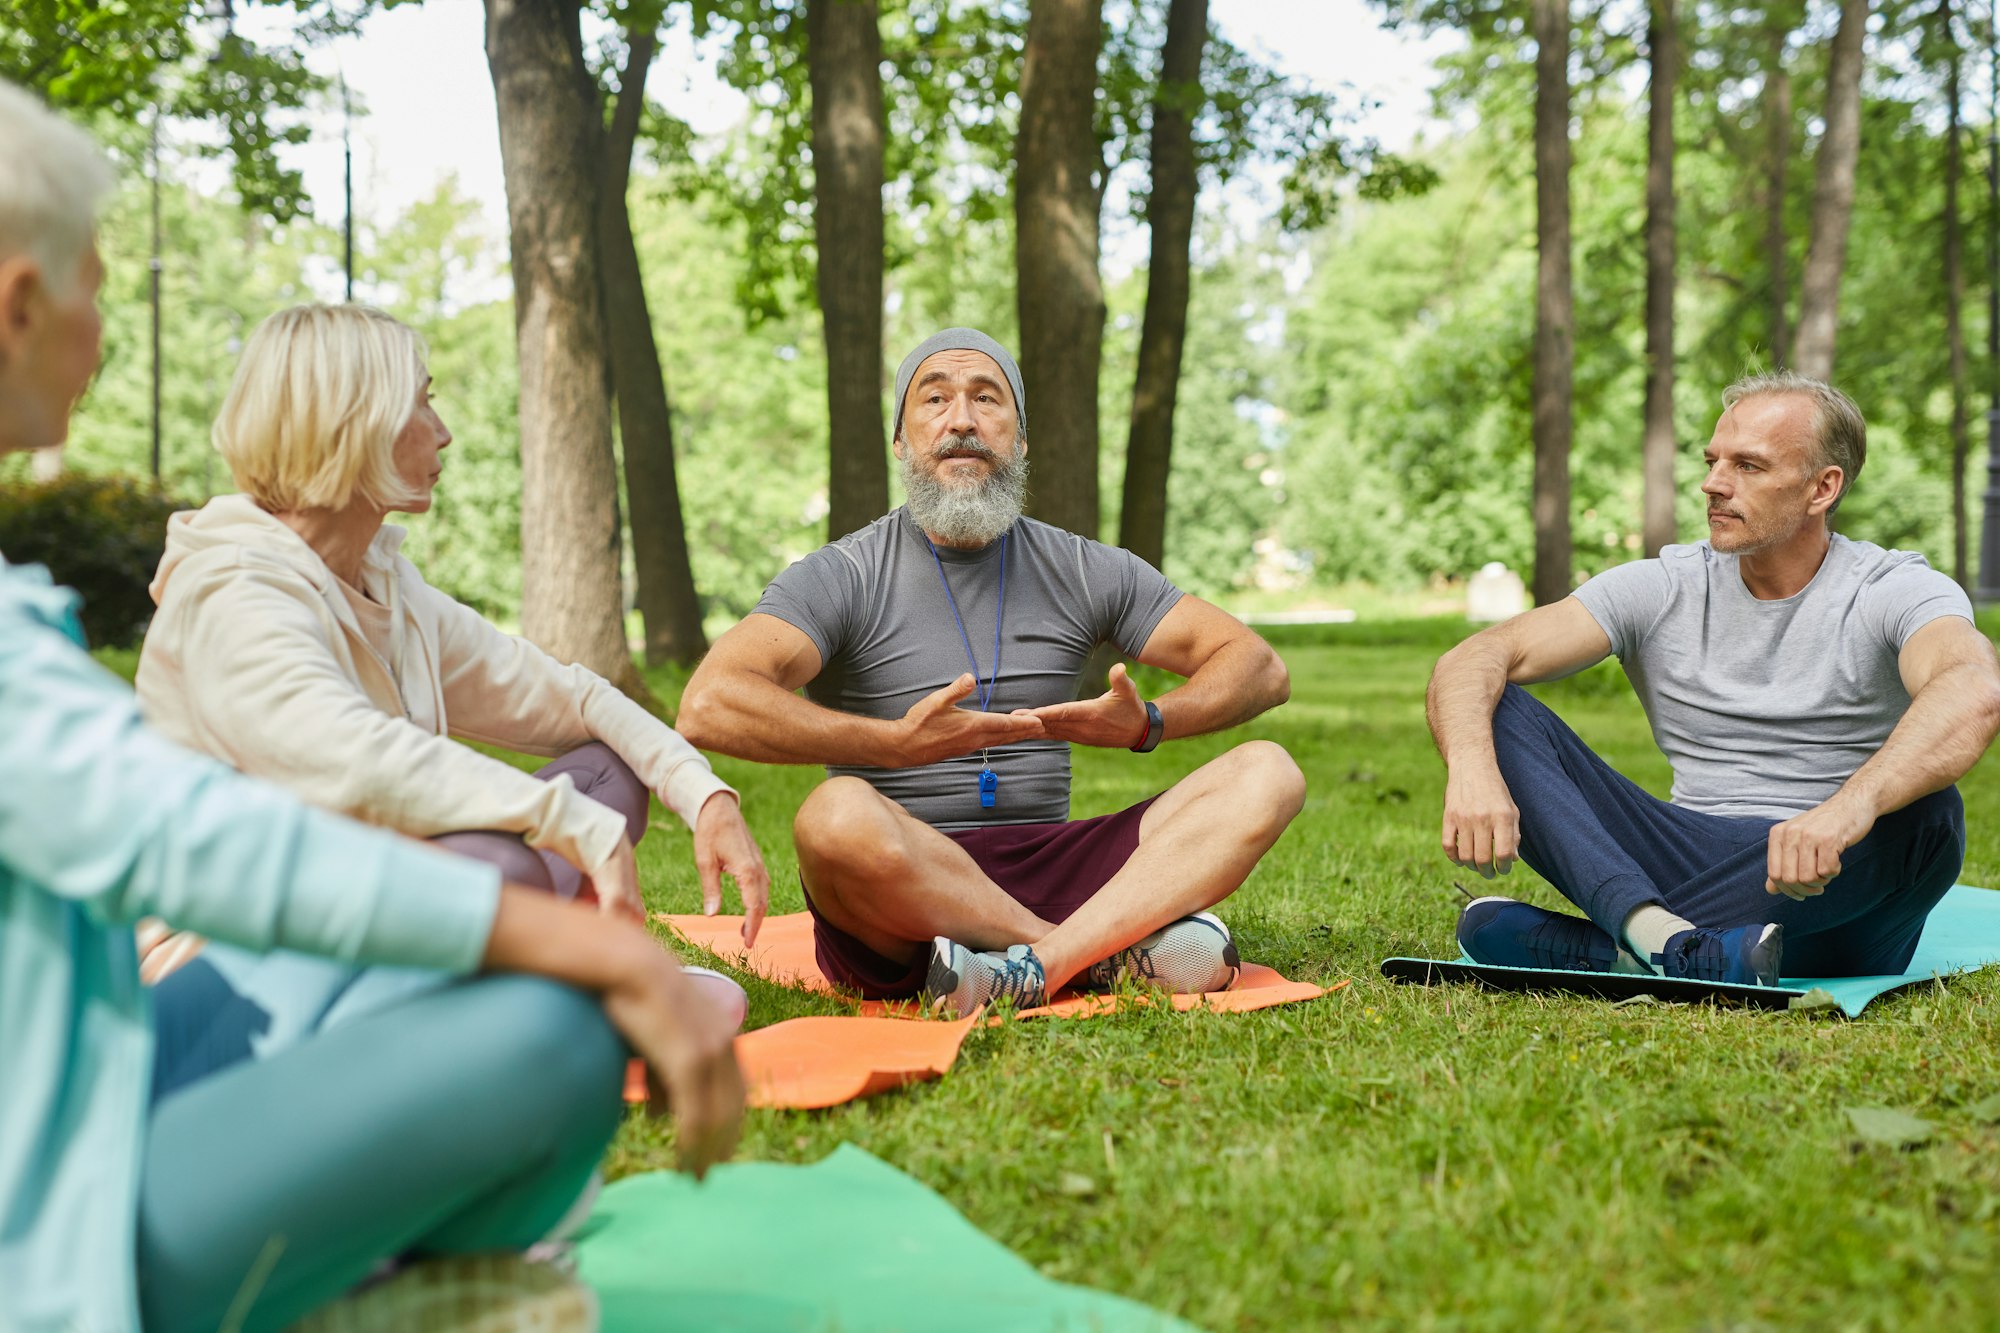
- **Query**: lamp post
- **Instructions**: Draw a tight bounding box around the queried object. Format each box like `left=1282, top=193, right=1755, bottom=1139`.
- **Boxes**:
left=149, top=111, right=163, bottom=484
left=340, top=69, right=354, bottom=303
left=1979, top=0, right=2000, bottom=600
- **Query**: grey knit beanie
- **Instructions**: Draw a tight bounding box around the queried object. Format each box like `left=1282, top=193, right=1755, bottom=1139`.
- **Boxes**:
left=890, top=327, right=1026, bottom=442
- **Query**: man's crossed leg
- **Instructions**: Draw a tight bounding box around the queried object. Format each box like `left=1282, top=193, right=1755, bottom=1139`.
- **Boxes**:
left=1466, top=685, right=1966, bottom=981
left=794, top=740, right=1305, bottom=1010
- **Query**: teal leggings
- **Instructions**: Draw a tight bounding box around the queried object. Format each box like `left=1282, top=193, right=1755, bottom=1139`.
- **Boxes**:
left=135, top=966, right=625, bottom=1332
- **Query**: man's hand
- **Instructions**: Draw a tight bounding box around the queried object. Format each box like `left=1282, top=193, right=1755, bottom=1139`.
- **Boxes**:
left=1441, top=764, right=1521, bottom=879
left=1019, top=662, right=1151, bottom=749
left=601, top=950, right=745, bottom=1179
left=585, top=837, right=646, bottom=923
left=889, top=673, right=1045, bottom=767
left=695, top=791, right=771, bottom=946
left=1766, top=795, right=1877, bottom=900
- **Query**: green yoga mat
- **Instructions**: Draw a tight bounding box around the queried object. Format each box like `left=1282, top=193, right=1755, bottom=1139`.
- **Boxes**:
left=575, top=1143, right=1199, bottom=1332
left=1381, top=883, right=2000, bottom=1018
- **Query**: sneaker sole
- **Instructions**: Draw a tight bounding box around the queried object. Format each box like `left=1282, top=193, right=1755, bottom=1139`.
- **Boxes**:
left=1745, top=923, right=1784, bottom=987
left=922, top=937, right=965, bottom=1011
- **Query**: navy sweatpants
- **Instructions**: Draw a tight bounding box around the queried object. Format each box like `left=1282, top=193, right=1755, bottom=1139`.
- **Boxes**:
left=1492, top=684, right=1966, bottom=976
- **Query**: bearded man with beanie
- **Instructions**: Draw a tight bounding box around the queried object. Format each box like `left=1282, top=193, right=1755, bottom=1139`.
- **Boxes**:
left=678, top=328, right=1305, bottom=1014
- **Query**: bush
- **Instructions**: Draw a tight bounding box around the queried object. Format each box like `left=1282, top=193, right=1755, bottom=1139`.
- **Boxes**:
left=0, top=473, right=186, bottom=649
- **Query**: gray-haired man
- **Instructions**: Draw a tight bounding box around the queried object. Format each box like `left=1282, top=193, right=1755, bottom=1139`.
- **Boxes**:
left=679, top=328, right=1305, bottom=1014
left=1428, top=373, right=2000, bottom=986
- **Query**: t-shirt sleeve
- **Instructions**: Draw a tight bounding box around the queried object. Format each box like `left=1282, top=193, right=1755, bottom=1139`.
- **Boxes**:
left=1858, top=554, right=1976, bottom=651
left=1571, top=558, right=1675, bottom=659
left=1080, top=540, right=1185, bottom=658
left=750, top=545, right=865, bottom=667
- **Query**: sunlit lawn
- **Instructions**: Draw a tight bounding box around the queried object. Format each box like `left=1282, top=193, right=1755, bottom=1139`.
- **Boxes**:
left=99, top=613, right=2000, bottom=1329
left=614, top=615, right=2000, bottom=1331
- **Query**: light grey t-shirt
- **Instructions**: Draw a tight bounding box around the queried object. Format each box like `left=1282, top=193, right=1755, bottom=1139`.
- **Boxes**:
left=1571, top=535, right=1975, bottom=820
left=752, top=507, right=1184, bottom=829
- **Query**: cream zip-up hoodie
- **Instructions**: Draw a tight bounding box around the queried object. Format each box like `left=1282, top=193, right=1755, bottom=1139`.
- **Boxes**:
left=136, top=495, right=733, bottom=885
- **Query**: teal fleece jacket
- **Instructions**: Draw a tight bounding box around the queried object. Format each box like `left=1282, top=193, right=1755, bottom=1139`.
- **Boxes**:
left=0, top=556, right=501, bottom=1332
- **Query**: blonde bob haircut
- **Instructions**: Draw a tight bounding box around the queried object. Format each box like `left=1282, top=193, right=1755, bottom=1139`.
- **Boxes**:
left=215, top=304, right=428, bottom=512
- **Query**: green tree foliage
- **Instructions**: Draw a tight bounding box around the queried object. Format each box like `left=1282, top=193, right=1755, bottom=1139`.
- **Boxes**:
left=0, top=0, right=374, bottom=220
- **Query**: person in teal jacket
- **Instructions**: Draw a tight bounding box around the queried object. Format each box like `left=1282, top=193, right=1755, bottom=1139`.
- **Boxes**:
left=0, top=79, right=745, bottom=1333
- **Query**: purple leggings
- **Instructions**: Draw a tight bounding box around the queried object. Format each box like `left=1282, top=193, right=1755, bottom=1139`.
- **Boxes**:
left=432, top=743, right=650, bottom=897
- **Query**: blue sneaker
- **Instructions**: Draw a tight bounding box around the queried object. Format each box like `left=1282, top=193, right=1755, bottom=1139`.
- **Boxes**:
left=1655, top=924, right=1783, bottom=987
left=1456, top=896, right=1621, bottom=972
left=924, top=938, right=1048, bottom=1017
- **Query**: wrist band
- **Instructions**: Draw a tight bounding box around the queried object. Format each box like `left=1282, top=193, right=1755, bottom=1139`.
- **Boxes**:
left=1131, top=700, right=1165, bottom=753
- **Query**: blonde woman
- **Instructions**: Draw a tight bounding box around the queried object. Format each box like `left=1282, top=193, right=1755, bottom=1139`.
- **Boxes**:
left=136, top=305, right=769, bottom=991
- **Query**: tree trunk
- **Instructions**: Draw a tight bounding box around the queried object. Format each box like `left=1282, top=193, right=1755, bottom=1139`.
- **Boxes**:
left=1942, top=0, right=1971, bottom=589
left=1531, top=0, right=1573, bottom=606
left=1016, top=0, right=1107, bottom=539
left=1765, top=25, right=1791, bottom=367
left=808, top=0, right=889, bottom=540
left=1118, top=0, right=1206, bottom=572
left=1641, top=0, right=1677, bottom=557
left=1790, top=0, right=1867, bottom=381
left=600, top=27, right=709, bottom=667
left=484, top=0, right=647, bottom=698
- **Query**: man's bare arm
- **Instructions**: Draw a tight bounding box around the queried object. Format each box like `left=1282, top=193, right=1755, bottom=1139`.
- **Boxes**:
left=1764, top=616, right=2000, bottom=898
left=676, top=613, right=1044, bottom=768
left=1020, top=596, right=1289, bottom=748
left=1426, top=599, right=1614, bottom=877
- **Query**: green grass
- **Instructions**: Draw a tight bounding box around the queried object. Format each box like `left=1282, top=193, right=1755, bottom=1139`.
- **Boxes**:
left=608, top=616, right=2000, bottom=1331
left=94, top=616, right=2000, bottom=1329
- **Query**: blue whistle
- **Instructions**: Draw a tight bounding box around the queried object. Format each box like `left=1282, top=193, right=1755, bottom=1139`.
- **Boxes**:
left=978, top=769, right=999, bottom=809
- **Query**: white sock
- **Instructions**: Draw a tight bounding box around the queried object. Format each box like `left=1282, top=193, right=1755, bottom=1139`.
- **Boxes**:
left=1621, top=903, right=1696, bottom=974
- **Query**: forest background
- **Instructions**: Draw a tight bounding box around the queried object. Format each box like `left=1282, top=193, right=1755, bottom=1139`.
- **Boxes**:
left=3, top=0, right=1990, bottom=670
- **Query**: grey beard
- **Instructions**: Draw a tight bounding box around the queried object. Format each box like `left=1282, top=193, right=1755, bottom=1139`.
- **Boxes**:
left=901, top=435, right=1029, bottom=548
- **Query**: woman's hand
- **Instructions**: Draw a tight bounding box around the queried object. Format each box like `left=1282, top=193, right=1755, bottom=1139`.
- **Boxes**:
left=584, top=837, right=646, bottom=923
left=482, top=887, right=745, bottom=1180
left=694, top=792, right=771, bottom=947
left=600, top=948, right=746, bottom=1179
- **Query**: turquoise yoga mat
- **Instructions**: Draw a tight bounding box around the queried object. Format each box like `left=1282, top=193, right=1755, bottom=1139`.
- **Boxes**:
left=575, top=1143, right=1199, bottom=1333
left=1380, top=883, right=2000, bottom=1018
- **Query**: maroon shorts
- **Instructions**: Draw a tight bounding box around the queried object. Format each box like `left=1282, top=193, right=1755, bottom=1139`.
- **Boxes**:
left=805, top=796, right=1159, bottom=999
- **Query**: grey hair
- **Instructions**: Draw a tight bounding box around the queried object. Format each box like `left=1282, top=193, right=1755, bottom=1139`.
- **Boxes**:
left=0, top=80, right=115, bottom=296
left=1721, top=370, right=1867, bottom=511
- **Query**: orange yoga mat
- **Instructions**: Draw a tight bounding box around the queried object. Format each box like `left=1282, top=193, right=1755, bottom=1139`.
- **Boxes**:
left=627, top=911, right=1340, bottom=1112
left=624, top=1008, right=985, bottom=1111
left=656, top=910, right=1336, bottom=1018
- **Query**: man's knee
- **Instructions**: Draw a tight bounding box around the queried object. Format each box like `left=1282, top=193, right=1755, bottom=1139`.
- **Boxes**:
left=433, top=831, right=556, bottom=893
left=1489, top=683, right=1573, bottom=780
left=794, top=777, right=907, bottom=886
left=1224, top=740, right=1307, bottom=830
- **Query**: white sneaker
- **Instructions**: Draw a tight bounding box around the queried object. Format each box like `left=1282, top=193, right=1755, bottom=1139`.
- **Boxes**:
left=1082, top=912, right=1240, bottom=994
left=682, top=965, right=748, bottom=1032
left=923, top=939, right=1048, bottom=1017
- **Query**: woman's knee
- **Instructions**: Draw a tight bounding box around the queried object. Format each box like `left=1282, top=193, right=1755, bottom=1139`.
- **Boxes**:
left=470, top=976, right=626, bottom=1133
left=542, top=742, right=648, bottom=844
left=432, top=830, right=556, bottom=893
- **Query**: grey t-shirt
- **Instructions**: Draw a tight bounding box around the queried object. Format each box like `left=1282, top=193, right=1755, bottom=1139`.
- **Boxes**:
left=752, top=507, right=1185, bottom=829
left=1571, top=535, right=1975, bottom=820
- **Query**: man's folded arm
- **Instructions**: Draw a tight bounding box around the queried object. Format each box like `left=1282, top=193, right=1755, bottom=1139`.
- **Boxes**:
left=1130, top=596, right=1291, bottom=740
left=1426, top=597, right=1614, bottom=766
left=1836, top=615, right=2000, bottom=822
left=677, top=613, right=1044, bottom=768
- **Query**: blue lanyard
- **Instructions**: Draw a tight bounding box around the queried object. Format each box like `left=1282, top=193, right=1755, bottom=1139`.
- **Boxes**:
left=926, top=533, right=1007, bottom=713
